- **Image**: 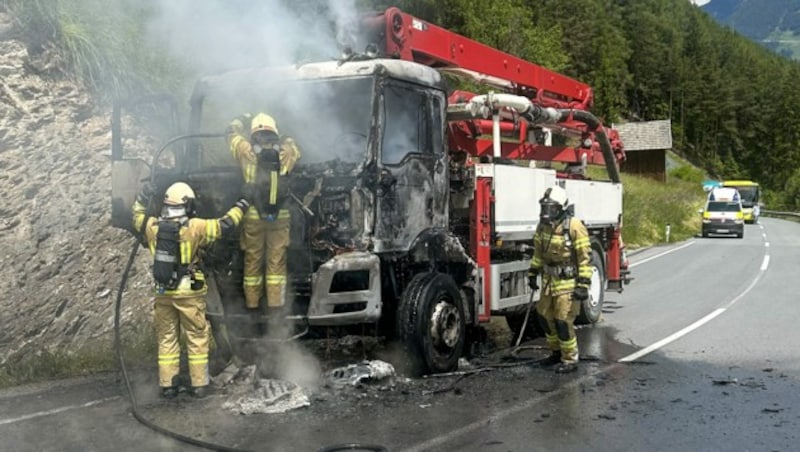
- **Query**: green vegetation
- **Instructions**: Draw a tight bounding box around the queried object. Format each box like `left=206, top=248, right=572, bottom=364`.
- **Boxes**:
left=4, top=0, right=187, bottom=100
left=0, top=329, right=156, bottom=389
left=621, top=172, right=705, bottom=248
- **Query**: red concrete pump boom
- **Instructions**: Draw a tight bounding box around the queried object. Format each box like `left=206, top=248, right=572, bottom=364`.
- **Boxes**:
left=360, top=7, right=625, bottom=175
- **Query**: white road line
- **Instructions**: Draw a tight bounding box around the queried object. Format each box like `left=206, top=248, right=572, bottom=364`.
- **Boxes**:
left=765, top=242, right=770, bottom=247
left=0, top=396, right=119, bottom=426
left=618, top=309, right=726, bottom=362
left=620, top=247, right=769, bottom=363
left=629, top=241, right=695, bottom=268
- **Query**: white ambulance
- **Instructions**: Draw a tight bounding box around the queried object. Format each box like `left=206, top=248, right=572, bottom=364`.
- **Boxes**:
left=701, top=187, right=744, bottom=238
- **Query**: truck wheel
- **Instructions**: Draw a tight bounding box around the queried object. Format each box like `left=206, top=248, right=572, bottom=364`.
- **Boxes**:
left=576, top=248, right=605, bottom=325
left=396, top=272, right=466, bottom=375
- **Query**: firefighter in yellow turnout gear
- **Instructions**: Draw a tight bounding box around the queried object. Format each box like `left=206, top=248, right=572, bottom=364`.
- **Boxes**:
left=528, top=186, right=592, bottom=374
left=133, top=182, right=248, bottom=398
left=227, top=113, right=301, bottom=311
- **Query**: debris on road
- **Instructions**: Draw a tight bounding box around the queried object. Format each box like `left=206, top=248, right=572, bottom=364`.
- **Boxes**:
left=324, top=360, right=396, bottom=387
left=221, top=365, right=311, bottom=415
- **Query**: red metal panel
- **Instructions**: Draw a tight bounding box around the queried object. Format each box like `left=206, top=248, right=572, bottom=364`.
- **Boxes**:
left=606, top=227, right=621, bottom=283
left=471, top=176, right=493, bottom=322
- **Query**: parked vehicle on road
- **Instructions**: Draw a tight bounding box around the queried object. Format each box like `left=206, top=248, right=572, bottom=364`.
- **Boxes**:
left=701, top=187, right=744, bottom=238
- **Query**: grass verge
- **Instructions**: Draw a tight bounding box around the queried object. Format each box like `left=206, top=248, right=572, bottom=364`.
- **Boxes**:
left=0, top=327, right=156, bottom=390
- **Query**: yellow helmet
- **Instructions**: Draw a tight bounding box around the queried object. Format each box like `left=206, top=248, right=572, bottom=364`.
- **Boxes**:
left=250, top=112, right=279, bottom=137
left=163, top=182, right=196, bottom=206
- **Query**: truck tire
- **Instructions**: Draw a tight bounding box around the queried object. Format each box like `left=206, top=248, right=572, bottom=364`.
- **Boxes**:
left=576, top=248, right=605, bottom=325
left=396, top=272, right=466, bottom=376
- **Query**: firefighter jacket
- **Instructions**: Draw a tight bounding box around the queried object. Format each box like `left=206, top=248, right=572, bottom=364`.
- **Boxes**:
left=530, top=216, right=592, bottom=296
left=228, top=131, right=300, bottom=221
left=132, top=200, right=245, bottom=298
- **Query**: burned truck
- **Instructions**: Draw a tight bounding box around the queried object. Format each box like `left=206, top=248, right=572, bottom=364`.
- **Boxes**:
left=111, top=8, right=629, bottom=375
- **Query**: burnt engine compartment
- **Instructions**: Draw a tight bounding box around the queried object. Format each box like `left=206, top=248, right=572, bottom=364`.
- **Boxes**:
left=173, top=159, right=370, bottom=317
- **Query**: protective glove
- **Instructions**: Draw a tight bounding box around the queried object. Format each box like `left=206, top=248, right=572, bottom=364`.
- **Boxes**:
left=573, top=286, right=589, bottom=301
left=227, top=113, right=252, bottom=136
left=226, top=119, right=244, bottom=136
left=136, top=181, right=157, bottom=205
left=527, top=268, right=539, bottom=291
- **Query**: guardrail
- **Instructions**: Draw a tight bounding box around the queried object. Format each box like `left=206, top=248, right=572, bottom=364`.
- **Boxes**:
left=762, top=209, right=800, bottom=218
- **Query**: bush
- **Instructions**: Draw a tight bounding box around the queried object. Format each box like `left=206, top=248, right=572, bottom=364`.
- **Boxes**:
left=6, top=0, right=187, bottom=101
left=669, top=164, right=705, bottom=184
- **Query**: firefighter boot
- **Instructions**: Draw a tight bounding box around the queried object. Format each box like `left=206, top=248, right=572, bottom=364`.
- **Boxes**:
left=190, top=386, right=208, bottom=398
left=555, top=362, right=578, bottom=374
left=537, top=351, right=562, bottom=366
left=161, top=387, right=178, bottom=399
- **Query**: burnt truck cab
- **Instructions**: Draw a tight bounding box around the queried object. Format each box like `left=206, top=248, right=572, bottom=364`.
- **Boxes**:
left=112, top=59, right=476, bottom=372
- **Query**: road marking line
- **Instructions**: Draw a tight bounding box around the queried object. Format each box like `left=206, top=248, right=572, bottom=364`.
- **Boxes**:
left=618, top=309, right=726, bottom=362
left=620, top=250, right=768, bottom=363
left=765, top=242, right=770, bottom=247
left=629, top=241, right=695, bottom=268
left=0, top=396, right=119, bottom=426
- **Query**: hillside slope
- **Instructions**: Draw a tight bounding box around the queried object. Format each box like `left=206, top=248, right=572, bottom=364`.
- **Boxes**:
left=0, top=11, right=153, bottom=376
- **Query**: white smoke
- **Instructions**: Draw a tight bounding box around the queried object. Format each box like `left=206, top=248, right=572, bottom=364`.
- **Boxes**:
left=143, top=0, right=360, bottom=76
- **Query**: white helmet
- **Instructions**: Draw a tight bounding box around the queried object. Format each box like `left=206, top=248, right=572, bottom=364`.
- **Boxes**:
left=540, top=185, right=568, bottom=224
left=164, top=182, right=195, bottom=206
left=162, top=182, right=196, bottom=218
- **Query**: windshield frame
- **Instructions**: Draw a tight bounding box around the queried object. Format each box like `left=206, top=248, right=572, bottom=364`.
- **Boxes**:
left=185, top=74, right=379, bottom=172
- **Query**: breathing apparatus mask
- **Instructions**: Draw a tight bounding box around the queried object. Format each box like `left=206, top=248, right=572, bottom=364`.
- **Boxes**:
left=539, top=186, right=568, bottom=226
left=252, top=130, right=281, bottom=167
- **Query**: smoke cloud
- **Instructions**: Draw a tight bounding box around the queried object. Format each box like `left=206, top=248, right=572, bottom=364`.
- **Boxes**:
left=143, top=0, right=360, bottom=76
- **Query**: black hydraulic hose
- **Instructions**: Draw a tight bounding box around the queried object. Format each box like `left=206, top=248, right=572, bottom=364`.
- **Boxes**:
left=556, top=109, right=621, bottom=184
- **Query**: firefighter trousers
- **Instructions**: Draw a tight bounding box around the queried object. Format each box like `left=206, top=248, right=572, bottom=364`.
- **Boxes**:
left=536, top=291, right=580, bottom=363
left=241, top=212, right=290, bottom=309
left=154, top=295, right=210, bottom=388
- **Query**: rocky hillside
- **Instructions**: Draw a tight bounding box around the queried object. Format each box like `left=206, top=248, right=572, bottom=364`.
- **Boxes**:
left=0, top=11, right=153, bottom=374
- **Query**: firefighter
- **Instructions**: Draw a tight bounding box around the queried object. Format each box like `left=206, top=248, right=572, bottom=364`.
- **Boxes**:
left=528, top=185, right=592, bottom=374
left=226, top=112, right=301, bottom=312
left=133, top=181, right=248, bottom=398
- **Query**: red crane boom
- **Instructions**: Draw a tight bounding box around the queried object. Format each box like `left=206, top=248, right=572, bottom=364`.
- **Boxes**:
left=361, top=7, right=625, bottom=169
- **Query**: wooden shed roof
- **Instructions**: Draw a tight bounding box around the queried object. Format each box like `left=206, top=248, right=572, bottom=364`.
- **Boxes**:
left=614, top=119, right=673, bottom=152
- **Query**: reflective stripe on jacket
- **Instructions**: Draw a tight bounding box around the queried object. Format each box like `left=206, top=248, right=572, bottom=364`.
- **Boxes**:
left=530, top=217, right=592, bottom=295
left=132, top=201, right=244, bottom=297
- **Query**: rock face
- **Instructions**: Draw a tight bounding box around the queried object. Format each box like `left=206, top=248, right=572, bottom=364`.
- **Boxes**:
left=0, top=17, right=154, bottom=368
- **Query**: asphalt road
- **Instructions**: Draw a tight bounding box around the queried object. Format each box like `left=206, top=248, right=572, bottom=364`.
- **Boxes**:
left=2, top=218, right=799, bottom=452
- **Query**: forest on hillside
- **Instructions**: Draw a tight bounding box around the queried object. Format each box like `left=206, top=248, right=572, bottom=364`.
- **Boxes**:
left=7, top=0, right=800, bottom=208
